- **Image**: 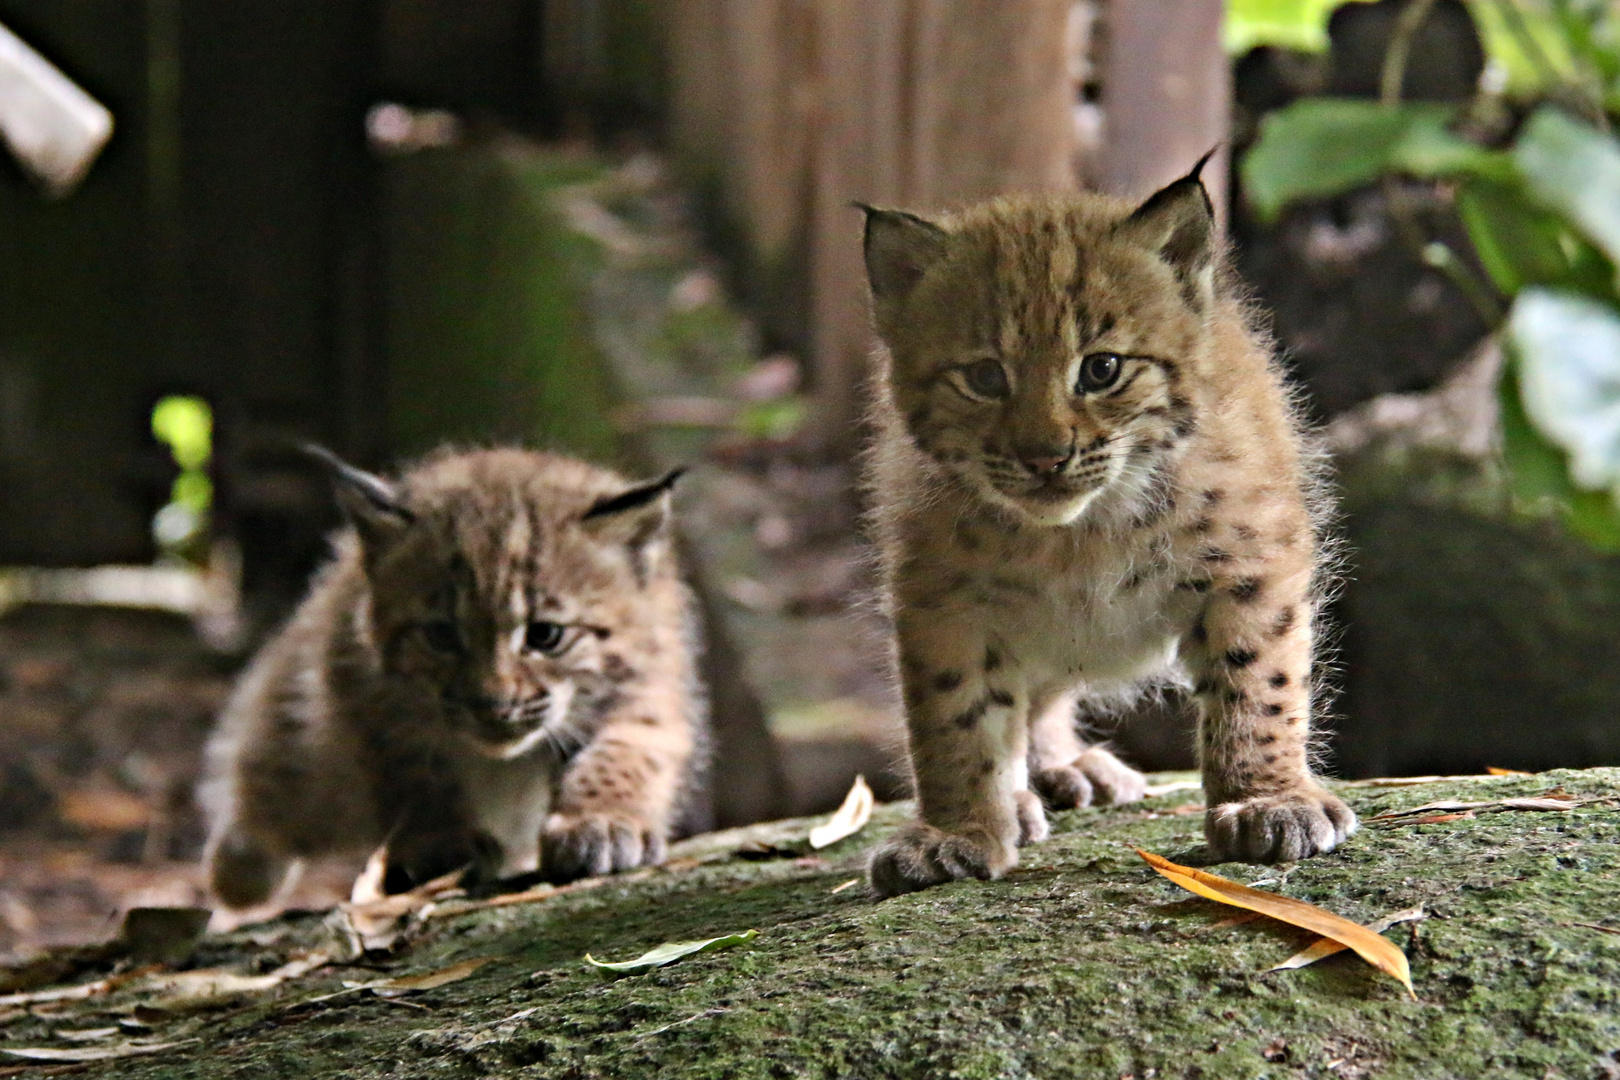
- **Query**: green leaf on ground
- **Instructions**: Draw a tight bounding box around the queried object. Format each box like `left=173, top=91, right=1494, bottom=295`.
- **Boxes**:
left=585, top=930, right=759, bottom=975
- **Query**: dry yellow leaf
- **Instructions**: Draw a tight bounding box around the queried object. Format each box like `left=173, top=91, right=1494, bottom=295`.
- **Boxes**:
left=1135, top=849, right=1415, bottom=998
left=1270, top=906, right=1425, bottom=971
left=368, top=956, right=492, bottom=997
left=1485, top=766, right=1531, bottom=776
left=809, top=775, right=875, bottom=849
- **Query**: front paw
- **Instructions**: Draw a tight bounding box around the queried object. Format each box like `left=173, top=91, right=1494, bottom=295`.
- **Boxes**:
left=1205, top=787, right=1357, bottom=863
left=868, top=821, right=1015, bottom=898
left=541, top=813, right=667, bottom=882
left=1033, top=747, right=1147, bottom=810
left=1013, top=790, right=1049, bottom=846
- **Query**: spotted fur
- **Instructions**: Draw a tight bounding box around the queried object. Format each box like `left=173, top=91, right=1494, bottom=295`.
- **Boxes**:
left=860, top=166, right=1355, bottom=898
left=200, top=448, right=705, bottom=907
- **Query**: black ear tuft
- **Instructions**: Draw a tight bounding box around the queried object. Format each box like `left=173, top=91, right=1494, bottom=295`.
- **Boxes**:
left=301, top=443, right=414, bottom=546
left=581, top=468, right=683, bottom=585
left=582, top=467, right=684, bottom=521
left=858, top=203, right=951, bottom=306
left=1123, top=150, right=1220, bottom=308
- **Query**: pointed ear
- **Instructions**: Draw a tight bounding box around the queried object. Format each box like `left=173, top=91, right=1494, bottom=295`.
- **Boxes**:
left=1121, top=150, right=1219, bottom=309
left=301, top=443, right=413, bottom=550
left=858, top=203, right=950, bottom=316
left=581, top=468, right=682, bottom=574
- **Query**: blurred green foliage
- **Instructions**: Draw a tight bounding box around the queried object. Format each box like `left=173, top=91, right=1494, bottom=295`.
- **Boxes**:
left=1225, top=0, right=1377, bottom=54
left=1237, top=0, right=1620, bottom=548
left=149, top=395, right=212, bottom=554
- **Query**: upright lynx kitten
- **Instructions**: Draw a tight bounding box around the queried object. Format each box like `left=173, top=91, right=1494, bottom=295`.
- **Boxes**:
left=200, top=447, right=705, bottom=907
left=860, top=162, right=1356, bottom=897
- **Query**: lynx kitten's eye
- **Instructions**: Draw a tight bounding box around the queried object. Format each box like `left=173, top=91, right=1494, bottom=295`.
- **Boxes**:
left=420, top=620, right=461, bottom=653
left=961, top=358, right=1010, bottom=399
left=525, top=620, right=567, bottom=654
left=1077, top=352, right=1123, bottom=392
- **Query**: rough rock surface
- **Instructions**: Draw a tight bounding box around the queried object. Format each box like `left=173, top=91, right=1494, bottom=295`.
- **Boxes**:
left=3, top=769, right=1617, bottom=1079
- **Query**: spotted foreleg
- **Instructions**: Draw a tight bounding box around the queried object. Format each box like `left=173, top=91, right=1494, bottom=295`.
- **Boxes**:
left=542, top=713, right=693, bottom=881
left=869, top=617, right=1031, bottom=897
left=1186, top=565, right=1355, bottom=863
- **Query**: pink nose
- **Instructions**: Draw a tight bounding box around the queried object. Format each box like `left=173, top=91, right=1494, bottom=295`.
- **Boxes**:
left=1020, top=452, right=1069, bottom=475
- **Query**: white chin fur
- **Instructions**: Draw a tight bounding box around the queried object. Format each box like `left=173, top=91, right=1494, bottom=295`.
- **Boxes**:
left=976, top=476, right=1100, bottom=527
left=472, top=682, right=575, bottom=761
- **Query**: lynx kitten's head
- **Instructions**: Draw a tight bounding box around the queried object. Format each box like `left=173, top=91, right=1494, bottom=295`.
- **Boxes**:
left=314, top=447, right=681, bottom=760
left=862, top=163, right=1219, bottom=526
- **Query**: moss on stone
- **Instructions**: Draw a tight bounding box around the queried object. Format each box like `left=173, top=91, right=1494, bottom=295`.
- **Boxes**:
left=14, top=769, right=1618, bottom=1079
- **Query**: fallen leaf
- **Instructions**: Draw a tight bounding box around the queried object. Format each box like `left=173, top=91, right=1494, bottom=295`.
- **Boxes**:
left=1143, top=780, right=1203, bottom=798
left=1486, top=766, right=1532, bottom=776
left=585, top=930, right=759, bottom=974
left=1136, top=849, right=1414, bottom=997
left=1270, top=906, right=1426, bottom=971
left=426, top=870, right=644, bottom=920
left=1341, top=775, right=1496, bottom=787
left=141, top=951, right=331, bottom=1011
left=829, top=878, right=861, bottom=895
left=1388, top=811, right=1475, bottom=826
left=660, top=857, right=703, bottom=874
left=365, top=956, right=493, bottom=998
left=349, top=844, right=390, bottom=905
left=810, top=775, right=875, bottom=849
left=342, top=862, right=466, bottom=951
left=1569, top=922, right=1620, bottom=937
left=1498, top=797, right=1578, bottom=811
left=0, top=979, right=112, bottom=1008
left=0, top=1040, right=190, bottom=1063
left=1368, top=791, right=1582, bottom=822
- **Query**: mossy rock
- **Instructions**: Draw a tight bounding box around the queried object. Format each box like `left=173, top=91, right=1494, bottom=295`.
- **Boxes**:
left=1332, top=434, right=1620, bottom=779
left=8, top=770, right=1619, bottom=1079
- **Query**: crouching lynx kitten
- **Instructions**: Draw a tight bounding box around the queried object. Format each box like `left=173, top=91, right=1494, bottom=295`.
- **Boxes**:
left=200, top=447, right=705, bottom=907
left=860, top=161, right=1356, bottom=897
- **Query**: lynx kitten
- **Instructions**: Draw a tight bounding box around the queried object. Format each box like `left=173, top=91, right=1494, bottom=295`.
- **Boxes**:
left=200, top=447, right=705, bottom=907
left=859, top=161, right=1356, bottom=897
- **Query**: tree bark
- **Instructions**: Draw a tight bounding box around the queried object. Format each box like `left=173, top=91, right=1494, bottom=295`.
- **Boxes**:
left=1091, top=0, right=1230, bottom=217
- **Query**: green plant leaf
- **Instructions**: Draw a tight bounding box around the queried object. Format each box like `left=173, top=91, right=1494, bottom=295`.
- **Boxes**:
left=1243, top=100, right=1508, bottom=220
left=1513, top=107, right=1620, bottom=271
left=1465, top=0, right=1589, bottom=98
left=1505, top=288, right=1620, bottom=548
left=1224, top=0, right=1377, bottom=55
left=584, top=929, right=758, bottom=975
left=1456, top=178, right=1571, bottom=294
